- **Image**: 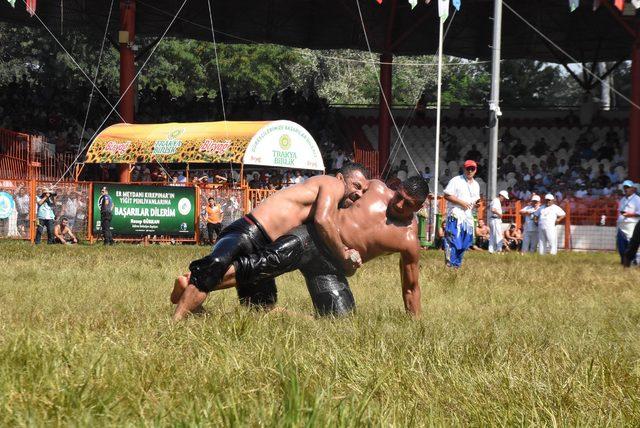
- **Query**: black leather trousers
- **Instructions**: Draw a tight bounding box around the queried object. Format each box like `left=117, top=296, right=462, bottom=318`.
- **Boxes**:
left=189, top=213, right=277, bottom=308
left=234, top=224, right=355, bottom=317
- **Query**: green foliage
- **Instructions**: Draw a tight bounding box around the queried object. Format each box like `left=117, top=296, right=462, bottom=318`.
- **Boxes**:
left=1, top=242, right=640, bottom=425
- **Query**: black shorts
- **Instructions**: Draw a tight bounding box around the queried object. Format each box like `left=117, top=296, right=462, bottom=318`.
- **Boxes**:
left=189, top=213, right=277, bottom=308
left=234, top=224, right=355, bottom=317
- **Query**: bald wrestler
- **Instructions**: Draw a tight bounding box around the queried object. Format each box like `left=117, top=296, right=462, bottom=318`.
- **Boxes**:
left=177, top=163, right=370, bottom=314
left=173, top=177, right=428, bottom=319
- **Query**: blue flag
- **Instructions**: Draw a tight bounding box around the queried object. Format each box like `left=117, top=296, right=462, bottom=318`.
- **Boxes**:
left=452, top=0, right=460, bottom=11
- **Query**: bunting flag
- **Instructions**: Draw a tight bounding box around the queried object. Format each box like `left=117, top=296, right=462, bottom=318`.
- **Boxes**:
left=425, top=0, right=432, bottom=3
left=593, top=0, right=600, bottom=11
left=569, top=0, right=579, bottom=11
left=614, top=0, right=624, bottom=11
left=438, top=0, right=449, bottom=19
left=26, top=0, right=36, bottom=16
left=409, top=0, right=417, bottom=8
left=452, top=0, right=460, bottom=11
left=633, top=0, right=640, bottom=8
left=6, top=0, right=16, bottom=7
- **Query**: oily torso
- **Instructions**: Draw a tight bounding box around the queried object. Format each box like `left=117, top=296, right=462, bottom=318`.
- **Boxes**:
left=251, top=175, right=340, bottom=241
left=336, top=184, right=415, bottom=262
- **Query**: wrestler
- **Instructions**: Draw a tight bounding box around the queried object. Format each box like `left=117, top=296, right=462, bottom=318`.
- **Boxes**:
left=172, top=163, right=370, bottom=319
left=173, top=177, right=428, bottom=319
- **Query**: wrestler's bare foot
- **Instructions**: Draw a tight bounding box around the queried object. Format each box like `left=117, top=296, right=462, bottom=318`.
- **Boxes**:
left=170, top=273, right=190, bottom=304
left=172, top=283, right=208, bottom=321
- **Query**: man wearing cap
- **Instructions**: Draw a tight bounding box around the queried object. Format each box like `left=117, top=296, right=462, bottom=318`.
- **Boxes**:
left=442, top=160, right=480, bottom=267
left=617, top=180, right=640, bottom=265
left=488, top=190, right=509, bottom=253
left=536, top=194, right=566, bottom=255
left=520, top=194, right=541, bottom=253
left=98, top=187, right=114, bottom=245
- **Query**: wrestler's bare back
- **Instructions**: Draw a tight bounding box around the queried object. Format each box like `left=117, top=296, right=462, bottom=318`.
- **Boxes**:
left=251, top=175, right=345, bottom=241
left=336, top=180, right=418, bottom=262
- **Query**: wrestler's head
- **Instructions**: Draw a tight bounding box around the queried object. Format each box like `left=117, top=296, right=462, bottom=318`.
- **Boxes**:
left=388, top=176, right=430, bottom=221
left=336, top=163, right=370, bottom=208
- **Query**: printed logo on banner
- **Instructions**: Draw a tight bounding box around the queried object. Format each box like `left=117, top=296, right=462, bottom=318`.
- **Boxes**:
left=0, top=192, right=15, bottom=219
left=279, top=134, right=292, bottom=150
left=104, top=141, right=131, bottom=155
left=199, top=139, right=232, bottom=155
left=153, top=129, right=185, bottom=155
left=180, top=222, right=188, bottom=232
left=178, top=198, right=192, bottom=215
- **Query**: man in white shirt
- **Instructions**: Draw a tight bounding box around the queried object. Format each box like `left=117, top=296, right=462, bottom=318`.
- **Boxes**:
left=488, top=190, right=509, bottom=253
left=616, top=180, right=640, bottom=264
left=442, top=160, right=481, bottom=267
left=520, top=194, right=541, bottom=253
left=536, top=194, right=566, bottom=255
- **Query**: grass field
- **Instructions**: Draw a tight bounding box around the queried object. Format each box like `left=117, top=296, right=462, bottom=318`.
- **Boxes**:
left=1, top=241, right=640, bottom=426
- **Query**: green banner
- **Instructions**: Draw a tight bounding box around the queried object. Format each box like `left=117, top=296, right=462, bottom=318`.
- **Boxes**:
left=92, top=183, right=196, bottom=236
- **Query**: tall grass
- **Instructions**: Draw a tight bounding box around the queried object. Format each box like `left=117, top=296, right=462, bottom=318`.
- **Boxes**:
left=0, top=241, right=639, bottom=426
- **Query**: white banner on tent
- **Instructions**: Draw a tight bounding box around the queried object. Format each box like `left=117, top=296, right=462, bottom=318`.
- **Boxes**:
left=243, top=120, right=325, bottom=171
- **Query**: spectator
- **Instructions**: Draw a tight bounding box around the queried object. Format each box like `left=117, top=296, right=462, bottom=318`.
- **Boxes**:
left=54, top=217, right=78, bottom=244
left=616, top=180, right=640, bottom=265
left=531, top=137, right=548, bottom=157
left=332, top=149, right=346, bottom=171
left=473, top=219, right=490, bottom=250
left=511, top=139, right=527, bottom=157
left=15, top=186, right=29, bottom=236
left=442, top=159, right=480, bottom=268
left=465, top=144, right=482, bottom=163
left=520, top=194, right=541, bottom=253
left=536, top=194, right=566, bottom=255
left=503, top=224, right=522, bottom=252
left=62, top=191, right=79, bottom=229
left=35, top=188, right=56, bottom=244
left=98, top=186, right=114, bottom=245
left=421, top=166, right=432, bottom=182
left=204, top=197, right=224, bottom=245
left=488, top=190, right=509, bottom=253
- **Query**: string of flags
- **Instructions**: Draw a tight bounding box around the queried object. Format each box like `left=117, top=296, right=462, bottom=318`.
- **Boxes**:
left=375, top=0, right=640, bottom=15
left=5, top=0, right=37, bottom=16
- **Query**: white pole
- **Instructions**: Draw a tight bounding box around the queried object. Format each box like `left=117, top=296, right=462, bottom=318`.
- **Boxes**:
left=432, top=16, right=445, bottom=240
left=488, top=0, right=502, bottom=200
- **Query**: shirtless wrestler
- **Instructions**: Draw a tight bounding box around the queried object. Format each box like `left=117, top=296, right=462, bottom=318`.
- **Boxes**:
left=172, top=163, right=370, bottom=319
left=173, top=177, right=429, bottom=319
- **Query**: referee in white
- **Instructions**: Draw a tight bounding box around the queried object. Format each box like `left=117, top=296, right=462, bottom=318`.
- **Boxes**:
left=488, top=190, right=509, bottom=253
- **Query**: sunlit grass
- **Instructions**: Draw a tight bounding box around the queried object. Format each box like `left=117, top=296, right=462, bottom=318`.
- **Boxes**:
left=0, top=241, right=639, bottom=426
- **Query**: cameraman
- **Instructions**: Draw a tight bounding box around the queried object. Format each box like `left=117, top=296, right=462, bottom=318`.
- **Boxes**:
left=35, top=188, right=56, bottom=244
left=54, top=217, right=78, bottom=244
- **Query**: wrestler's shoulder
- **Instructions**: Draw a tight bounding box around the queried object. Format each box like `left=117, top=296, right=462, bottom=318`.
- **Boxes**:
left=367, top=179, right=388, bottom=193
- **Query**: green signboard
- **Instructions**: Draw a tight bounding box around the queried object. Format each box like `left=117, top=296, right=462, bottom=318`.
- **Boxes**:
left=92, top=183, right=196, bottom=236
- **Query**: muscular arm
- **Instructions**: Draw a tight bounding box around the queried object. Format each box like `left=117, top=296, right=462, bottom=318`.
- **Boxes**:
left=314, top=183, right=353, bottom=271
left=399, top=242, right=421, bottom=317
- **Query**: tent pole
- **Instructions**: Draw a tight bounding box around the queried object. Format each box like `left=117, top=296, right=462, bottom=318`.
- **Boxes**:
left=432, top=16, right=444, bottom=241
left=118, top=0, right=136, bottom=183
left=487, top=0, right=502, bottom=200
left=630, top=39, right=640, bottom=182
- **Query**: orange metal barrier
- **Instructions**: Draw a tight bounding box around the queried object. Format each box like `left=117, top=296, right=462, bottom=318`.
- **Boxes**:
left=353, top=143, right=380, bottom=178
left=245, top=188, right=276, bottom=212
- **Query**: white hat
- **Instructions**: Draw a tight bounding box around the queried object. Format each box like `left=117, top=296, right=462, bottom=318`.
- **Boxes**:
left=499, top=190, right=509, bottom=200
left=531, top=195, right=541, bottom=202
left=544, top=193, right=554, bottom=200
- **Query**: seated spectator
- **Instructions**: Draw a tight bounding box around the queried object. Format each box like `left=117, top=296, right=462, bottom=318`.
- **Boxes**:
left=503, top=224, right=522, bottom=251
left=54, top=217, right=78, bottom=244
left=531, top=137, right=548, bottom=157
left=558, top=136, right=570, bottom=151
left=555, top=159, right=569, bottom=176
left=511, top=139, right=527, bottom=157
left=473, top=219, right=490, bottom=250
left=465, top=144, right=482, bottom=162
left=421, top=166, right=432, bottom=182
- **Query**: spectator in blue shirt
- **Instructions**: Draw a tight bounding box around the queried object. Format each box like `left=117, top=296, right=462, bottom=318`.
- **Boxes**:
left=35, top=188, right=56, bottom=244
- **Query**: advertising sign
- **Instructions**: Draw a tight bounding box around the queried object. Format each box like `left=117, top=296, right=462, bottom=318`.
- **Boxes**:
left=92, top=184, right=196, bottom=236
left=243, top=120, right=325, bottom=171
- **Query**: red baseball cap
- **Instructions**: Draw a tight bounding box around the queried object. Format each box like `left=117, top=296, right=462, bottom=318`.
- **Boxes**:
left=464, top=160, right=477, bottom=168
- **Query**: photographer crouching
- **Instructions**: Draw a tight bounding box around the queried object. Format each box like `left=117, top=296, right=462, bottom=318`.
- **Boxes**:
left=35, top=188, right=56, bottom=244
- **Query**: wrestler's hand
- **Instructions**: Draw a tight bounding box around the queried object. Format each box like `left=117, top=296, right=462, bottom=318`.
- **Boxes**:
left=342, top=248, right=362, bottom=277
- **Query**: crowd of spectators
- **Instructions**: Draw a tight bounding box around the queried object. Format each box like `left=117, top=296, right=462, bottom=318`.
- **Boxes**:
left=0, top=75, right=350, bottom=175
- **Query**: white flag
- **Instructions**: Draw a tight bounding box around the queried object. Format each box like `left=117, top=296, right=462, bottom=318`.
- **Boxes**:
left=409, top=0, right=417, bottom=8
left=438, top=0, right=449, bottom=19
left=632, top=0, right=640, bottom=9
left=569, top=0, right=579, bottom=11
